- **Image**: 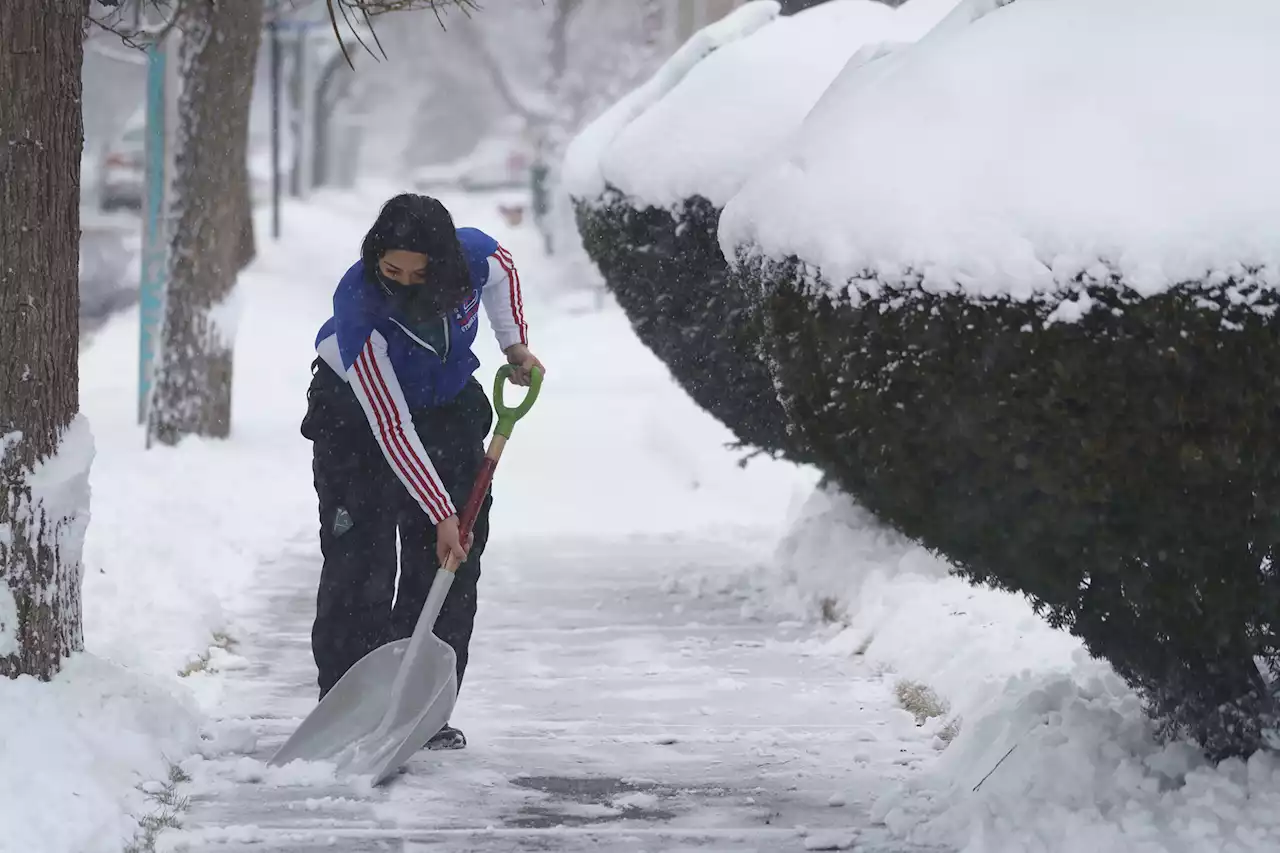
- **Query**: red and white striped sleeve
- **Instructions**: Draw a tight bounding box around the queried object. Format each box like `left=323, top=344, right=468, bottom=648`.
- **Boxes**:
left=482, top=243, right=528, bottom=350
left=346, top=329, right=457, bottom=524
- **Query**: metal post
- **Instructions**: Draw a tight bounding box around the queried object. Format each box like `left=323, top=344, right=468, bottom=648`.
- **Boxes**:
left=270, top=18, right=282, bottom=239
left=138, top=39, right=168, bottom=424
left=290, top=31, right=305, bottom=198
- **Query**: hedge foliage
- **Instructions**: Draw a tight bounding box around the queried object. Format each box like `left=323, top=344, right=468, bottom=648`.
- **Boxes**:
left=736, top=252, right=1280, bottom=758
left=574, top=187, right=811, bottom=463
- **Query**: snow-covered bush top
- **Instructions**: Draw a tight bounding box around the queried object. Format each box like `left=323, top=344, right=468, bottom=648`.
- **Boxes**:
left=563, top=0, right=958, bottom=209
left=561, top=1, right=781, bottom=203
left=719, top=0, right=1280, bottom=304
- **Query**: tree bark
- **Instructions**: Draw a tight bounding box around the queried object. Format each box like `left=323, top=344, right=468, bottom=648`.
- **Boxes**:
left=148, top=0, right=264, bottom=446
left=0, top=0, right=91, bottom=680
left=234, top=154, right=257, bottom=271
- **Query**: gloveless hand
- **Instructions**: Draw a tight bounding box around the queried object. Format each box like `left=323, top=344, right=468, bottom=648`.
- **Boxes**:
left=503, top=343, right=545, bottom=386
left=435, top=515, right=473, bottom=568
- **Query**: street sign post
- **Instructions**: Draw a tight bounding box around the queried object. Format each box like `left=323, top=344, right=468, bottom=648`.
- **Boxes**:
left=137, top=35, right=177, bottom=425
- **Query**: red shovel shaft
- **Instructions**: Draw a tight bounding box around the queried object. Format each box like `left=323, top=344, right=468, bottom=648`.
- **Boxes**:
left=459, top=457, right=497, bottom=538
left=445, top=363, right=539, bottom=573
left=450, top=434, right=509, bottom=571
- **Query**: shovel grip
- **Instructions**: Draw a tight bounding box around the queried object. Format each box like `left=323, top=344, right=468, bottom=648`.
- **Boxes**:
left=459, top=455, right=497, bottom=541
left=493, top=364, right=543, bottom=438
left=441, top=366, right=537, bottom=574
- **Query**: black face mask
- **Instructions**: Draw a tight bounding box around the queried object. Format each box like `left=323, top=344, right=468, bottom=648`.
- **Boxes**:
left=374, top=268, right=449, bottom=326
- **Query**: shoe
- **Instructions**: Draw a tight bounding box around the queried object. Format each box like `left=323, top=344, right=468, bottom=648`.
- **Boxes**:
left=426, top=724, right=466, bottom=750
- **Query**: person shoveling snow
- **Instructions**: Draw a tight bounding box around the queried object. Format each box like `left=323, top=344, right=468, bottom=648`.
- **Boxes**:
left=297, top=193, right=545, bottom=753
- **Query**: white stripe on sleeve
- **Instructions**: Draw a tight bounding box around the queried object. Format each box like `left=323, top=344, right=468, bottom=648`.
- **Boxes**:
left=483, top=245, right=528, bottom=350
left=346, top=330, right=456, bottom=524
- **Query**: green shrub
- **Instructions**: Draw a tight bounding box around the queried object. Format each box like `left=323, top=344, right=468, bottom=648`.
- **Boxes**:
left=738, top=250, right=1280, bottom=758
left=574, top=187, right=811, bottom=463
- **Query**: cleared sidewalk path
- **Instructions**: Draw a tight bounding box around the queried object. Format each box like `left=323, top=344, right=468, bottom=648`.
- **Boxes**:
left=164, top=534, right=950, bottom=853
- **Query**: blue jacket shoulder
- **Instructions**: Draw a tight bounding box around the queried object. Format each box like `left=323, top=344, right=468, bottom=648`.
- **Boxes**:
left=457, top=226, right=498, bottom=259
left=332, top=260, right=380, bottom=370
left=457, top=227, right=498, bottom=289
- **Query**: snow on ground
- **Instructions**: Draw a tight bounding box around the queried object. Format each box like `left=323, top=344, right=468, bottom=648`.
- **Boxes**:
left=566, top=0, right=958, bottom=210
left=0, top=182, right=816, bottom=853
left=158, top=524, right=944, bottom=852
left=10, top=167, right=1278, bottom=852
left=718, top=0, right=1280, bottom=307
left=0, top=655, right=200, bottom=853
left=685, top=484, right=1280, bottom=853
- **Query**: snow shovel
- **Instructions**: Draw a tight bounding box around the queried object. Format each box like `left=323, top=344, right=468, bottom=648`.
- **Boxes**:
left=269, top=363, right=543, bottom=784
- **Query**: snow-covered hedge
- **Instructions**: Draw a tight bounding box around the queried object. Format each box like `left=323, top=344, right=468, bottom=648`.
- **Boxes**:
left=721, top=0, right=1280, bottom=757
left=715, top=485, right=1280, bottom=853
left=566, top=0, right=951, bottom=462
left=574, top=189, right=804, bottom=459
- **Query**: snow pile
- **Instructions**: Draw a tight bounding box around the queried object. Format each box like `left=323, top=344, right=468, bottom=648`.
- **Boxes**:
left=78, top=208, right=335, bottom=684
left=0, top=414, right=208, bottom=853
left=26, top=415, right=95, bottom=575
left=0, top=195, right=359, bottom=853
left=0, top=656, right=199, bottom=853
left=719, top=0, right=1280, bottom=306
left=746, top=485, right=1280, bottom=853
left=561, top=0, right=780, bottom=202
left=567, top=0, right=961, bottom=209
left=0, top=415, right=93, bottom=660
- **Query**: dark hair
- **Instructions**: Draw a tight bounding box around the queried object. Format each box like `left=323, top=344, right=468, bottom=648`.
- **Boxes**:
left=361, top=193, right=472, bottom=306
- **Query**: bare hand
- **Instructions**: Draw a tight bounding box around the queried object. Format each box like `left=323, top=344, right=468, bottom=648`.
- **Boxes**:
left=435, top=515, right=472, bottom=568
left=503, top=343, right=545, bottom=386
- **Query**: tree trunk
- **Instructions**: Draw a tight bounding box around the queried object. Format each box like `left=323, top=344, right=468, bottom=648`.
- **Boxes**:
left=0, top=0, right=91, bottom=680
left=641, top=0, right=666, bottom=50
left=234, top=155, right=257, bottom=272
left=148, top=0, right=264, bottom=446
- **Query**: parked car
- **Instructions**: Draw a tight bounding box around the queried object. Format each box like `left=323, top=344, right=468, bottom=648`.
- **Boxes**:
left=95, top=109, right=289, bottom=213
left=79, top=212, right=140, bottom=338
left=97, top=111, right=146, bottom=213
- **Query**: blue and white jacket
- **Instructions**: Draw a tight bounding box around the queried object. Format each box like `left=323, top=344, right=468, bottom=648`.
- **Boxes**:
left=314, top=227, right=528, bottom=524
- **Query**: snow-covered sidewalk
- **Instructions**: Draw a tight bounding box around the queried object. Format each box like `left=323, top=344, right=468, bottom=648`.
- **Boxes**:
left=162, top=532, right=947, bottom=852
left=53, top=0, right=1271, bottom=848
left=23, top=177, right=1276, bottom=853
left=19, top=183, right=954, bottom=853
left=111, top=184, right=950, bottom=851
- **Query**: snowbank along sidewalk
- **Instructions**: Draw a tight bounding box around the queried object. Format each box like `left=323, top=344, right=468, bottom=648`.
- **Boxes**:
left=695, top=485, right=1280, bottom=853
left=1, top=192, right=391, bottom=853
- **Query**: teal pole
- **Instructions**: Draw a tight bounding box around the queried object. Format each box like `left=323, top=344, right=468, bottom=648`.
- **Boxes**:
left=138, top=41, right=168, bottom=424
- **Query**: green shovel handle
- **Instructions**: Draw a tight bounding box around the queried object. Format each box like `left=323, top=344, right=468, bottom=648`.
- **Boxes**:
left=493, top=363, right=543, bottom=438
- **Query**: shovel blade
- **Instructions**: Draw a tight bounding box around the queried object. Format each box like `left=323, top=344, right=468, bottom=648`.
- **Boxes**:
left=268, top=634, right=457, bottom=784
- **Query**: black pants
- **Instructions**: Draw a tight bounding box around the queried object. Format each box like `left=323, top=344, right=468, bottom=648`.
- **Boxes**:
left=301, top=359, right=494, bottom=700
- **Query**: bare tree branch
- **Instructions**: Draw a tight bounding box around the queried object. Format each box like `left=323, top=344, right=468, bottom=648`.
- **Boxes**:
left=452, top=1, right=589, bottom=126
left=323, top=0, right=481, bottom=68
left=456, top=18, right=542, bottom=123
left=548, top=0, right=584, bottom=81
left=89, top=0, right=483, bottom=70
left=85, top=36, right=150, bottom=65
left=337, top=0, right=480, bottom=14
left=86, top=0, right=186, bottom=49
